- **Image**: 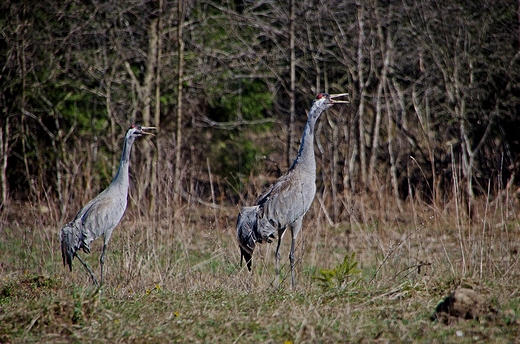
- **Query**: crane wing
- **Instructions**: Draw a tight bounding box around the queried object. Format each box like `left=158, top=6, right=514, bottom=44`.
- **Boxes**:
left=256, top=169, right=312, bottom=231
left=74, top=194, right=127, bottom=245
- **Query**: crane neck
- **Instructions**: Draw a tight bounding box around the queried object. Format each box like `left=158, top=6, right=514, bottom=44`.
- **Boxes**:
left=290, top=115, right=319, bottom=174
left=110, top=134, right=136, bottom=191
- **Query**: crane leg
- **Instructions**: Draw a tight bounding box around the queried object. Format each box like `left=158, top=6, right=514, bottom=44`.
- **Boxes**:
left=75, top=253, right=99, bottom=286
left=274, top=228, right=285, bottom=286
left=289, top=236, right=296, bottom=288
left=289, top=218, right=302, bottom=289
left=100, top=244, right=107, bottom=286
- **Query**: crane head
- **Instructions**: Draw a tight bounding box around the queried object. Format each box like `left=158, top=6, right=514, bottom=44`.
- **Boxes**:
left=309, top=93, right=349, bottom=119
left=314, top=92, right=349, bottom=106
left=128, top=124, right=157, bottom=137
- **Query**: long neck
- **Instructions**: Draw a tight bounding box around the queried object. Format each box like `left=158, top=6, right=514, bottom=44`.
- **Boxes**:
left=290, top=114, right=319, bottom=173
left=110, top=135, right=135, bottom=192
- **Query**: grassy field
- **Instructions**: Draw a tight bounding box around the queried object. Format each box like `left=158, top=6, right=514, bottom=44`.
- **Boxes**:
left=1, top=195, right=520, bottom=343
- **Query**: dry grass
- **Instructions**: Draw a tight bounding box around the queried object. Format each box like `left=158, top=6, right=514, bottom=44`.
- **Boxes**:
left=1, top=191, right=520, bottom=343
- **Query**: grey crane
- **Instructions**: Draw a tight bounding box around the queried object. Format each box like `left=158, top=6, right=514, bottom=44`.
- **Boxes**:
left=237, top=93, right=348, bottom=287
left=60, top=124, right=156, bottom=286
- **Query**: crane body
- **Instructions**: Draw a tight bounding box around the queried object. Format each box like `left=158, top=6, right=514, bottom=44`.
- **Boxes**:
left=237, top=93, right=348, bottom=287
left=60, top=124, right=155, bottom=286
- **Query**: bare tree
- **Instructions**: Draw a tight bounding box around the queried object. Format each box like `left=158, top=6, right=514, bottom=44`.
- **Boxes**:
left=0, top=117, right=10, bottom=208
left=174, top=0, right=186, bottom=205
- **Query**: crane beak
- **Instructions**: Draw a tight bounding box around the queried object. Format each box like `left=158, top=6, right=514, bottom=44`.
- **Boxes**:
left=329, top=93, right=349, bottom=103
left=140, top=126, right=157, bottom=135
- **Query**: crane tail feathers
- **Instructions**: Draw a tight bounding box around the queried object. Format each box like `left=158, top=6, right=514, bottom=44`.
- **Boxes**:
left=60, top=223, right=80, bottom=271
left=237, top=206, right=259, bottom=272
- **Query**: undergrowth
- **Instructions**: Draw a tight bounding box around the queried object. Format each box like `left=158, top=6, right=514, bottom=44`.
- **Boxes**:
left=1, top=193, right=520, bottom=342
left=312, top=252, right=361, bottom=291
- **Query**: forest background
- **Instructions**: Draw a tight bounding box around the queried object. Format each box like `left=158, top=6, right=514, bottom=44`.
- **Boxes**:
left=2, top=0, right=519, bottom=215
left=1, top=0, right=520, bottom=342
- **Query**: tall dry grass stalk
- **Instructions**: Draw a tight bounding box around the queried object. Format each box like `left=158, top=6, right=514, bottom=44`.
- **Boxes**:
left=4, top=129, right=517, bottom=296
left=1, top=172, right=518, bottom=318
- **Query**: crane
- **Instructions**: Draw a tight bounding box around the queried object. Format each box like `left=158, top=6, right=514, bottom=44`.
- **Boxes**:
left=60, top=124, right=156, bottom=286
left=237, top=93, right=349, bottom=287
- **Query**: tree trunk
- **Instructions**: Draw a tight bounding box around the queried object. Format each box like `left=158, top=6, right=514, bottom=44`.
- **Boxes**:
left=0, top=118, right=9, bottom=209
left=174, top=0, right=185, bottom=204
left=286, top=0, right=296, bottom=167
left=356, top=5, right=368, bottom=190
left=150, top=2, right=163, bottom=216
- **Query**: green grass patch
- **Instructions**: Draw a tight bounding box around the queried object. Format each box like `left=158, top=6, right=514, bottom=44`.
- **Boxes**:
left=1, top=202, right=520, bottom=342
